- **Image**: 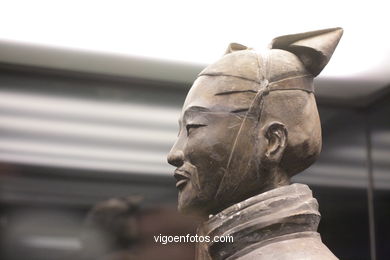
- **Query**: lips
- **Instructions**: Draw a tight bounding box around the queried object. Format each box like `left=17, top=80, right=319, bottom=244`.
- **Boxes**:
left=174, top=169, right=190, bottom=189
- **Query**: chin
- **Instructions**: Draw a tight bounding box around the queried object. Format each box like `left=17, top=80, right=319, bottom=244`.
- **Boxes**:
left=177, top=203, right=194, bottom=215
left=178, top=196, right=200, bottom=215
left=178, top=194, right=211, bottom=218
left=177, top=181, right=216, bottom=217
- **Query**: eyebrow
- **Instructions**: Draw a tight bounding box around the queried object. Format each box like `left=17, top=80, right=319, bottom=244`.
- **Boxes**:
left=184, top=106, right=211, bottom=113
left=214, top=89, right=257, bottom=96
left=230, top=108, right=249, bottom=113
left=184, top=105, right=249, bottom=115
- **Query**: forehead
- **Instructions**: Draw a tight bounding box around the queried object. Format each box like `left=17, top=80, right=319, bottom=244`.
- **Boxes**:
left=182, top=75, right=259, bottom=113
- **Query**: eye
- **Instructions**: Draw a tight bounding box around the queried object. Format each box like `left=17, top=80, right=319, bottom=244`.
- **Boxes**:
left=186, top=124, right=206, bottom=136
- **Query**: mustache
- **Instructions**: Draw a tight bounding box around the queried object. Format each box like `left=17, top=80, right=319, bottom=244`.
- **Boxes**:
left=174, top=168, right=191, bottom=180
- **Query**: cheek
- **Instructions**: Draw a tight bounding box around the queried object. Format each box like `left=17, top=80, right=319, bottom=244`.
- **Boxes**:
left=187, top=125, right=238, bottom=165
left=185, top=121, right=241, bottom=190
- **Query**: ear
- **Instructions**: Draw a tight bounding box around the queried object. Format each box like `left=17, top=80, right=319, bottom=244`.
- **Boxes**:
left=224, top=42, right=249, bottom=55
left=264, top=122, right=288, bottom=162
left=270, top=27, right=343, bottom=76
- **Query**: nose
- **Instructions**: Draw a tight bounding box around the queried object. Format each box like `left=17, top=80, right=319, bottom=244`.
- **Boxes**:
left=167, top=148, right=184, bottom=167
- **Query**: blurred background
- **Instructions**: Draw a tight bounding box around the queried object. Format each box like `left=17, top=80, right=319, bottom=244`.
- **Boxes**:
left=0, top=1, right=389, bottom=260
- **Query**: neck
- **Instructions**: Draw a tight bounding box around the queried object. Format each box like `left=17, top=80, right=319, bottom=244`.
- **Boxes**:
left=261, top=167, right=291, bottom=190
left=210, top=168, right=290, bottom=216
left=197, top=183, right=320, bottom=260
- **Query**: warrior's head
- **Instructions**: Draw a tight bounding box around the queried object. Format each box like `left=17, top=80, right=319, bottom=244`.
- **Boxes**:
left=168, top=28, right=343, bottom=217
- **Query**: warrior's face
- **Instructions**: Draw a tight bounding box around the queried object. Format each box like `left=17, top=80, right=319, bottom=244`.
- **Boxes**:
left=167, top=74, right=263, bottom=216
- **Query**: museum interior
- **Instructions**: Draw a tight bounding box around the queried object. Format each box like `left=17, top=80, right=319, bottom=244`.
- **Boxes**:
left=0, top=1, right=389, bottom=260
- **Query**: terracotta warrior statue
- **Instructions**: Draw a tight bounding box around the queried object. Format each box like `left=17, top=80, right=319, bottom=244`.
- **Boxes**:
left=167, top=28, right=343, bottom=259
